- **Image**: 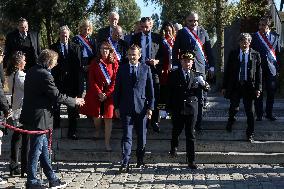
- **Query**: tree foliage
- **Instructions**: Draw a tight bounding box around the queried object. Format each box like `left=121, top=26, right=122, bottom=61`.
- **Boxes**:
left=0, top=0, right=140, bottom=47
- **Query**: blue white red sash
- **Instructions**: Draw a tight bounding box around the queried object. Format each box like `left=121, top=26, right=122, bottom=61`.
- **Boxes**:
left=76, top=35, right=94, bottom=56
left=183, top=27, right=207, bottom=65
left=108, top=37, right=121, bottom=61
left=163, top=38, right=174, bottom=61
left=256, top=31, right=277, bottom=76
left=99, top=61, right=111, bottom=85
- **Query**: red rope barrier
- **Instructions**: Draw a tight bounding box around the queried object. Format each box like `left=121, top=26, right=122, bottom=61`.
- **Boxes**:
left=0, top=122, right=53, bottom=152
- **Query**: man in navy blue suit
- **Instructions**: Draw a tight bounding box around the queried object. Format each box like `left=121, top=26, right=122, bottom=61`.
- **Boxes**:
left=114, top=45, right=154, bottom=173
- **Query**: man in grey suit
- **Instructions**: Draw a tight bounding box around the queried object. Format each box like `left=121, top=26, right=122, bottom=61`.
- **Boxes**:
left=173, top=12, right=215, bottom=131
left=114, top=45, right=154, bottom=173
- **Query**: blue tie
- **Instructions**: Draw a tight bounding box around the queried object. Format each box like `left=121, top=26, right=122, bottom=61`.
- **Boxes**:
left=145, top=34, right=150, bottom=61
left=131, top=66, right=137, bottom=85
left=240, top=52, right=246, bottom=81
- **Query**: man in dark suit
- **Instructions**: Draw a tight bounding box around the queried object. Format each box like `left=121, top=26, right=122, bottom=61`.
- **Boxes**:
left=251, top=17, right=280, bottom=121
left=4, top=17, right=41, bottom=70
left=173, top=12, right=215, bottom=131
left=132, top=17, right=163, bottom=133
left=114, top=45, right=154, bottom=173
left=108, top=25, right=129, bottom=65
left=167, top=51, right=209, bottom=169
left=50, top=25, right=81, bottom=140
left=97, top=11, right=120, bottom=47
left=222, top=33, right=262, bottom=142
left=20, top=49, right=84, bottom=189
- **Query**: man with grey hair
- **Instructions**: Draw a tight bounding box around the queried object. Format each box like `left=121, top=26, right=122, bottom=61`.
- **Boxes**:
left=173, top=11, right=215, bottom=131
left=222, top=33, right=262, bottom=142
left=50, top=25, right=81, bottom=140
left=97, top=11, right=120, bottom=47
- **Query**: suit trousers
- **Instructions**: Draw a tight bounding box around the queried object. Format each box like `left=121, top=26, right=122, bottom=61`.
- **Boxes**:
left=254, top=74, right=276, bottom=118
left=229, top=83, right=255, bottom=136
left=53, top=103, right=78, bottom=136
left=10, top=129, right=30, bottom=174
left=171, top=113, right=196, bottom=162
left=151, top=82, right=160, bottom=125
left=195, top=87, right=203, bottom=129
left=121, top=112, right=147, bottom=165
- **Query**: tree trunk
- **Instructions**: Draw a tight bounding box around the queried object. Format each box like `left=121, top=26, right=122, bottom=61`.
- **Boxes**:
left=215, top=0, right=225, bottom=90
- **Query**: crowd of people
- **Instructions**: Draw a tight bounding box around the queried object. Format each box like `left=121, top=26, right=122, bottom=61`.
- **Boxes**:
left=0, top=10, right=281, bottom=188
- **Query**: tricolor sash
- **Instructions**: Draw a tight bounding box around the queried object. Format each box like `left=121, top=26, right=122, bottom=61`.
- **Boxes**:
left=163, top=37, right=174, bottom=62
left=183, top=27, right=207, bottom=65
left=99, top=61, right=111, bottom=85
left=76, top=35, right=94, bottom=56
left=108, top=37, right=121, bottom=61
left=256, top=31, right=277, bottom=76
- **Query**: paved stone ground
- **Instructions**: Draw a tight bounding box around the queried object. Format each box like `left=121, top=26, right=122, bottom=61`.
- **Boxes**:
left=1, top=162, right=284, bottom=189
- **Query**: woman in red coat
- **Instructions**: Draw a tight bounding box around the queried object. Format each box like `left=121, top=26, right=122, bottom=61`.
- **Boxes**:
left=80, top=41, right=118, bottom=151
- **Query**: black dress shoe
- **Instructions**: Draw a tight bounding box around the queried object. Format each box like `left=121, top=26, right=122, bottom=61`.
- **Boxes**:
left=169, top=147, right=177, bottom=157
left=119, top=164, right=129, bottom=173
left=136, top=161, right=145, bottom=168
left=247, top=134, right=254, bottom=143
left=68, top=134, right=78, bottom=140
left=265, top=115, right=277, bottom=121
left=256, top=117, right=262, bottom=121
left=152, top=122, right=160, bottom=133
left=188, top=162, right=198, bottom=169
left=9, top=164, right=20, bottom=176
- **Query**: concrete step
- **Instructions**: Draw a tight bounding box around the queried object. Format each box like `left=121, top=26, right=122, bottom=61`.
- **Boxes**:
left=54, top=138, right=284, bottom=153
left=53, top=150, right=284, bottom=164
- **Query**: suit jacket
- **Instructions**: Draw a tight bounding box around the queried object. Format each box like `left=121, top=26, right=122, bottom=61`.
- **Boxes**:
left=4, top=29, right=41, bottom=69
left=97, top=26, right=111, bottom=47
left=132, top=32, right=163, bottom=84
left=251, top=31, right=280, bottom=76
left=173, top=26, right=214, bottom=75
left=222, top=48, right=262, bottom=99
left=20, top=64, right=75, bottom=130
left=113, top=39, right=129, bottom=65
left=50, top=40, right=81, bottom=97
left=114, top=62, right=155, bottom=115
left=167, top=68, right=200, bottom=115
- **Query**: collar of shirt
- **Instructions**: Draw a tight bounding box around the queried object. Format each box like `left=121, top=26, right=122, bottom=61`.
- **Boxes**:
left=129, top=63, right=138, bottom=68
left=19, top=32, right=27, bottom=38
left=182, top=69, right=190, bottom=78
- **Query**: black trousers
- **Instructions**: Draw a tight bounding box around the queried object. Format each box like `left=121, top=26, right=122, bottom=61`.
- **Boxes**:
left=254, top=74, right=276, bottom=118
left=229, top=83, right=255, bottom=136
left=171, top=113, right=196, bottom=162
left=53, top=104, right=78, bottom=136
left=10, top=128, right=30, bottom=173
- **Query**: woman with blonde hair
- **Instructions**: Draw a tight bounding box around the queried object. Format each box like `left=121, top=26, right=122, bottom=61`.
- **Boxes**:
left=73, top=19, right=96, bottom=96
left=80, top=40, right=119, bottom=151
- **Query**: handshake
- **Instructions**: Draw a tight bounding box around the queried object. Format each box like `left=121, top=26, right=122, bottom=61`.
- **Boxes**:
left=75, top=97, right=85, bottom=106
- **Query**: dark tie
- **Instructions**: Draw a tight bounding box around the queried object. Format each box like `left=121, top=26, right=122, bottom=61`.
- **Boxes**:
left=240, top=52, right=246, bottom=81
left=185, top=72, right=190, bottom=84
left=63, top=44, right=68, bottom=57
left=145, top=34, right=150, bottom=61
left=131, top=65, right=137, bottom=85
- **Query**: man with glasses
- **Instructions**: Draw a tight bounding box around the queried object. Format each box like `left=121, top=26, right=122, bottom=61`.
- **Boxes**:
left=132, top=17, right=163, bottom=133
left=173, top=12, right=215, bottom=131
left=251, top=17, right=280, bottom=121
left=4, top=17, right=41, bottom=70
left=108, top=26, right=129, bottom=65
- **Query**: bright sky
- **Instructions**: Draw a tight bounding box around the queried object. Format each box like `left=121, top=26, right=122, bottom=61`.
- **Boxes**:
left=135, top=0, right=161, bottom=17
